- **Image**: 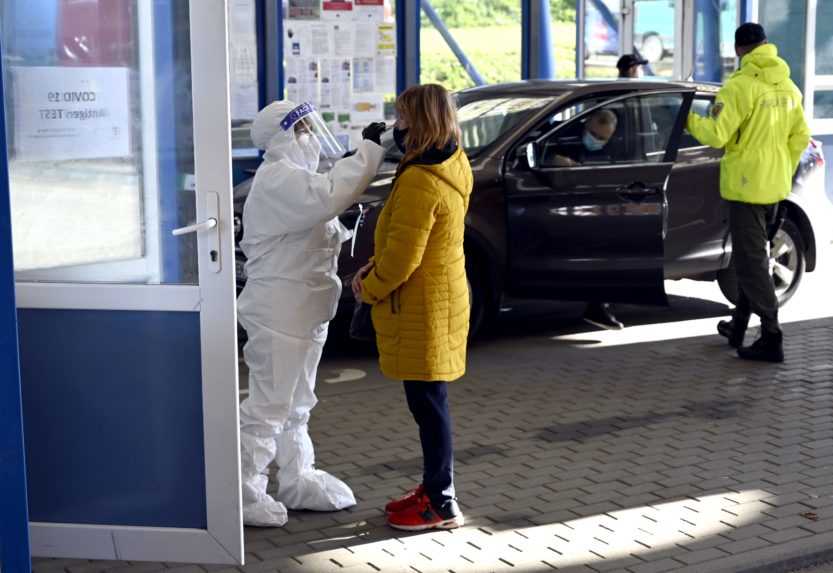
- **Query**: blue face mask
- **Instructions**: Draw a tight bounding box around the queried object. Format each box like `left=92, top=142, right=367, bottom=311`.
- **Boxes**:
left=582, top=129, right=606, bottom=152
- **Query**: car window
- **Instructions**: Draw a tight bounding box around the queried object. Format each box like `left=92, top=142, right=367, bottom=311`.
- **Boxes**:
left=632, top=93, right=685, bottom=162
left=381, top=96, right=549, bottom=160
left=539, top=100, right=628, bottom=167
left=538, top=92, right=685, bottom=168
left=679, top=97, right=713, bottom=149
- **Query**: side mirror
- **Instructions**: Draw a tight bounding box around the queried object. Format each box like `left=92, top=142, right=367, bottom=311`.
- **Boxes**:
left=525, top=141, right=538, bottom=169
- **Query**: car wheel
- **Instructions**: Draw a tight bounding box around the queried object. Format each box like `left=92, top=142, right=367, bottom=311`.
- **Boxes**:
left=640, top=33, right=664, bottom=63
left=717, top=218, right=806, bottom=308
left=466, top=255, right=495, bottom=339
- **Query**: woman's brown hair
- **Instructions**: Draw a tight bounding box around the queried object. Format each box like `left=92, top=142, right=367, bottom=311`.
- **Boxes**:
left=396, top=84, right=461, bottom=168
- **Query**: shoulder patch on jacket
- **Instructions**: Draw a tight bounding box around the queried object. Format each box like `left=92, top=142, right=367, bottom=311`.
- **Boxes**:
left=709, top=102, right=724, bottom=119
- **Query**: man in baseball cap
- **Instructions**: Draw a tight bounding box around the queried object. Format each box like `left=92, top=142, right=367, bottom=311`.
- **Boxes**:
left=616, top=54, right=649, bottom=78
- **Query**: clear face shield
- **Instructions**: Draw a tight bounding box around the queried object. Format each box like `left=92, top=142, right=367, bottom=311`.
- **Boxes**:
left=279, top=102, right=345, bottom=160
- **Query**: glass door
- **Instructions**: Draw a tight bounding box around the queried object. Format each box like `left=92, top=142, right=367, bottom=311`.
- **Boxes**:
left=625, top=0, right=679, bottom=78
left=3, top=0, right=243, bottom=564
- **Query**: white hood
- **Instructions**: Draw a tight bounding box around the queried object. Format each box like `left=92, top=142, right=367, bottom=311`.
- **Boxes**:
left=251, top=100, right=321, bottom=172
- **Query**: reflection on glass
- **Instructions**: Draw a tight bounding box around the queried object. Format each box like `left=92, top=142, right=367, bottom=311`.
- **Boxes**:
left=633, top=0, right=677, bottom=78
left=814, top=91, right=833, bottom=119
left=694, top=0, right=738, bottom=83
left=815, top=0, right=833, bottom=75
left=758, top=0, right=807, bottom=94
left=2, top=0, right=198, bottom=284
left=583, top=0, right=620, bottom=78
left=381, top=95, right=547, bottom=160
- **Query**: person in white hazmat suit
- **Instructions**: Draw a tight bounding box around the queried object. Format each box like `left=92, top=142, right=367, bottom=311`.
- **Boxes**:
left=238, top=100, right=386, bottom=526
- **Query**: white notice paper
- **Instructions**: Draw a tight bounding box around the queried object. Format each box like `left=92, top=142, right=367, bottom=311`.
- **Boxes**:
left=320, top=58, right=352, bottom=110
left=353, top=22, right=377, bottom=57
left=351, top=93, right=385, bottom=124
left=376, top=22, right=396, bottom=56
left=332, top=22, right=355, bottom=57
left=285, top=22, right=311, bottom=57
left=352, top=57, right=375, bottom=93
left=321, top=0, right=354, bottom=20
left=11, top=66, right=131, bottom=161
left=309, top=24, right=333, bottom=57
left=375, top=56, right=396, bottom=93
left=229, top=0, right=259, bottom=121
left=354, top=0, right=384, bottom=22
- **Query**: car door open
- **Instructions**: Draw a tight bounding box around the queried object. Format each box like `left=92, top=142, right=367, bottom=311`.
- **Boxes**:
left=504, top=89, right=694, bottom=304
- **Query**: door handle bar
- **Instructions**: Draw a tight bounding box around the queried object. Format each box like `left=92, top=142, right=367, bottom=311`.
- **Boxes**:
left=172, top=218, right=217, bottom=236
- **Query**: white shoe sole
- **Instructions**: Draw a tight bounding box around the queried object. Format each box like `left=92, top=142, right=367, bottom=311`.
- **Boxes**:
left=388, top=515, right=465, bottom=531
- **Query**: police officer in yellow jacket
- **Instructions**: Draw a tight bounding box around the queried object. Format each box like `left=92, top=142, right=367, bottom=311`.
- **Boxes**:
left=687, top=23, right=810, bottom=363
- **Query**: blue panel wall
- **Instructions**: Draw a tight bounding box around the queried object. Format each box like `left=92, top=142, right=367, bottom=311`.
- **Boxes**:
left=0, top=25, right=32, bottom=573
left=18, top=309, right=207, bottom=528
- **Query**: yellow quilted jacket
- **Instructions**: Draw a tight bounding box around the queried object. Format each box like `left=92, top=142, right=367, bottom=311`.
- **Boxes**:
left=360, top=147, right=473, bottom=382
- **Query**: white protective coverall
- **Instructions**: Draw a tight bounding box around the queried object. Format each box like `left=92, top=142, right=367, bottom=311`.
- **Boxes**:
left=238, top=101, right=384, bottom=526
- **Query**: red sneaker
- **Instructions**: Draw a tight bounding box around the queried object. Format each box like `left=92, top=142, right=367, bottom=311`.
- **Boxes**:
left=386, top=494, right=464, bottom=531
left=385, top=484, right=424, bottom=514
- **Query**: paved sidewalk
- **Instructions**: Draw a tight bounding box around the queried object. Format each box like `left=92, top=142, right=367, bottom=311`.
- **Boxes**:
left=34, top=315, right=833, bottom=573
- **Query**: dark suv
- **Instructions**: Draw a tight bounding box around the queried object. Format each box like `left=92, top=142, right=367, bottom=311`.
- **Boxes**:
left=234, top=80, right=829, bottom=336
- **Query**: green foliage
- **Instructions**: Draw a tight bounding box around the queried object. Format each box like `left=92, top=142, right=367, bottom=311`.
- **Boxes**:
left=421, top=0, right=520, bottom=28
left=550, top=0, right=576, bottom=22
left=420, top=0, right=575, bottom=28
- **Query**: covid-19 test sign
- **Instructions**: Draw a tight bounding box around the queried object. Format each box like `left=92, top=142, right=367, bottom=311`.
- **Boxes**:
left=10, top=66, right=131, bottom=162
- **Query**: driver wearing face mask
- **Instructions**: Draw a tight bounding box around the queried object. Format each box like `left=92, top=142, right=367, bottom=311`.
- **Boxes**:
left=553, top=109, right=618, bottom=167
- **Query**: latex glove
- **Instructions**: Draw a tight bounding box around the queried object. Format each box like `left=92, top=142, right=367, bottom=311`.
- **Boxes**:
left=361, top=122, right=387, bottom=146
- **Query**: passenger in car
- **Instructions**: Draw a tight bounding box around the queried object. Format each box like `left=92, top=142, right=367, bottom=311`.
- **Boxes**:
left=551, top=109, right=627, bottom=331
left=551, top=109, right=618, bottom=167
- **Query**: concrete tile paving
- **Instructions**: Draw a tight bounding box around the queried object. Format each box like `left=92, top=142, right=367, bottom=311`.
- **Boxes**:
left=33, top=312, right=833, bottom=573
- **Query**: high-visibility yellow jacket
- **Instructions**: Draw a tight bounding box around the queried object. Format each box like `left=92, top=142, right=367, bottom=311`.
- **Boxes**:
left=687, top=44, right=810, bottom=205
left=361, top=147, right=473, bottom=382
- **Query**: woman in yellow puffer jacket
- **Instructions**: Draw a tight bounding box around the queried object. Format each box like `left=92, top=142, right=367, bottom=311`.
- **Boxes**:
left=353, top=84, right=473, bottom=531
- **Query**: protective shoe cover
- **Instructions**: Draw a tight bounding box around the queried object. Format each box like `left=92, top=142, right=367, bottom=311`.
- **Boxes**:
left=275, top=420, right=356, bottom=511
left=240, top=432, right=288, bottom=527
left=238, top=100, right=383, bottom=520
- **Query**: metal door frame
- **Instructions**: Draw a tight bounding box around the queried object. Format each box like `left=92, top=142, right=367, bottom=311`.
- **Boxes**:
left=13, top=0, right=243, bottom=564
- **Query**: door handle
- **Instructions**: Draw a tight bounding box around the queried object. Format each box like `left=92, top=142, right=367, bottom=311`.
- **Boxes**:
left=171, top=192, right=222, bottom=273
left=171, top=218, right=217, bottom=236
left=617, top=183, right=656, bottom=200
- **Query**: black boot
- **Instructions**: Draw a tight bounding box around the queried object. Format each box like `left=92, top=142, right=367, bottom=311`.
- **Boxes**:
left=717, top=315, right=748, bottom=348
left=738, top=330, right=784, bottom=363
left=583, top=303, right=624, bottom=330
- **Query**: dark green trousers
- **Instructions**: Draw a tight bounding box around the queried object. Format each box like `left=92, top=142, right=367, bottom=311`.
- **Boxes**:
left=729, top=201, right=781, bottom=335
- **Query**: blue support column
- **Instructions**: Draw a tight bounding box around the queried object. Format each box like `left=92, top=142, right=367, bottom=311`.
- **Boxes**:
left=739, top=0, right=753, bottom=23
left=694, top=0, right=722, bottom=82
left=255, top=0, right=268, bottom=109
left=396, top=0, right=420, bottom=93
left=0, top=36, right=32, bottom=573
left=522, top=0, right=557, bottom=79
left=264, top=0, right=283, bottom=103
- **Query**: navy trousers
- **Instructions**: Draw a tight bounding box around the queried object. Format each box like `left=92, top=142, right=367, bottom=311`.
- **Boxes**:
left=403, top=381, right=458, bottom=516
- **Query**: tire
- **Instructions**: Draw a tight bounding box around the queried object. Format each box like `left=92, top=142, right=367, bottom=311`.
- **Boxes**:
left=640, top=33, right=664, bottom=63
left=717, top=217, right=806, bottom=308
left=465, top=254, right=496, bottom=339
